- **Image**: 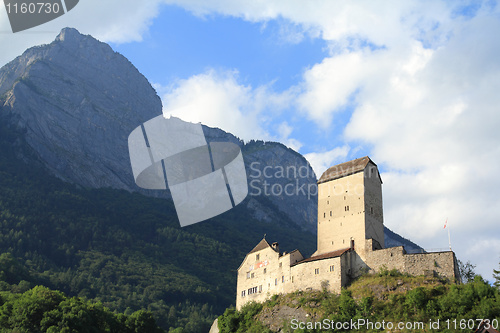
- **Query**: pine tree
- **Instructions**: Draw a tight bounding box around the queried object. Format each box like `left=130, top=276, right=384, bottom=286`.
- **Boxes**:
left=494, top=259, right=500, bottom=289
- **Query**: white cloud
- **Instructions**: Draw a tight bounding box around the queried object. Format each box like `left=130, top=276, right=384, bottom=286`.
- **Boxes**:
left=159, top=0, right=500, bottom=278
left=276, top=122, right=303, bottom=152
left=160, top=69, right=291, bottom=142
left=0, top=0, right=163, bottom=67
left=304, top=145, right=350, bottom=178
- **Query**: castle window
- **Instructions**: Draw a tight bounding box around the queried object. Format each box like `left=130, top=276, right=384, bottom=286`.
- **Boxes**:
left=247, top=272, right=250, bottom=279
left=279, top=263, right=282, bottom=268
left=292, top=276, right=294, bottom=283
left=344, top=206, right=349, bottom=212
left=314, top=268, right=319, bottom=275
left=324, top=212, right=326, bottom=218
left=340, top=222, right=342, bottom=226
left=343, top=240, right=345, bottom=244
left=331, top=241, right=334, bottom=245
left=370, top=207, right=374, bottom=214
left=275, top=278, right=278, bottom=286
left=248, top=287, right=258, bottom=295
left=242, top=290, right=245, bottom=297
left=344, top=196, right=346, bottom=200
left=256, top=254, right=260, bottom=261
left=330, top=211, right=332, bottom=216
left=330, top=265, right=334, bottom=272
left=327, top=200, right=329, bottom=204
left=282, top=276, right=285, bottom=283
left=259, top=285, right=262, bottom=293
left=264, top=268, right=267, bottom=274
left=251, top=273, right=254, bottom=279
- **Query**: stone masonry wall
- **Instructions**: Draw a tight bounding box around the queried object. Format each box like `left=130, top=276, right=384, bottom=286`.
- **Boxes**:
left=288, top=256, right=343, bottom=294
left=403, top=251, right=459, bottom=282
left=363, top=245, right=458, bottom=282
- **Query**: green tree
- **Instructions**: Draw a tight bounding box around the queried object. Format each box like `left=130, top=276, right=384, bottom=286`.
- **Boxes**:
left=494, top=259, right=500, bottom=290
left=458, top=259, right=476, bottom=283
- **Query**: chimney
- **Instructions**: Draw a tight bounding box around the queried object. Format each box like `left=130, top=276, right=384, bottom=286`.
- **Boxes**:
left=272, top=242, right=279, bottom=253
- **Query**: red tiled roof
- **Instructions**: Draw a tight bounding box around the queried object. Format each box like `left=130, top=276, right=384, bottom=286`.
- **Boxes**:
left=318, top=156, right=380, bottom=184
left=292, top=248, right=350, bottom=266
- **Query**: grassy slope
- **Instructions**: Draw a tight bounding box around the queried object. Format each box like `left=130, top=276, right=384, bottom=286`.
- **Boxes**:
left=218, top=271, right=500, bottom=333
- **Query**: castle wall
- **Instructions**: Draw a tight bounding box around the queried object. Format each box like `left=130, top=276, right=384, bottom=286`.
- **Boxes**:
left=289, top=256, right=344, bottom=294
left=317, top=171, right=366, bottom=256
left=237, top=248, right=349, bottom=310
left=363, top=245, right=406, bottom=275
left=361, top=244, right=459, bottom=282
left=236, top=246, right=280, bottom=309
left=363, top=166, right=384, bottom=252
left=403, top=251, right=459, bottom=282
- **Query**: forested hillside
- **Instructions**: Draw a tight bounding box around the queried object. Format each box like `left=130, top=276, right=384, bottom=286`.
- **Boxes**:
left=0, top=117, right=316, bottom=331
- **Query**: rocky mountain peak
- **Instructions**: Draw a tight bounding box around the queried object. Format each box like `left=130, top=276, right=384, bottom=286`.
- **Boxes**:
left=55, top=27, right=84, bottom=42
left=0, top=28, right=162, bottom=190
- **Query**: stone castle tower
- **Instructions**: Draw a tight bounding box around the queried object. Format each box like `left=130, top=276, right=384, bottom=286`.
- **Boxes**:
left=236, top=156, right=459, bottom=310
left=316, top=157, right=384, bottom=260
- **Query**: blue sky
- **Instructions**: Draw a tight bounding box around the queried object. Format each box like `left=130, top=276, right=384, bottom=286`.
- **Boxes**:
left=1, top=0, right=499, bottom=281
left=110, top=6, right=345, bottom=162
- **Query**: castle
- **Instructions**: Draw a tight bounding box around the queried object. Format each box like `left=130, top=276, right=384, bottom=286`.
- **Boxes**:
left=236, top=156, right=459, bottom=309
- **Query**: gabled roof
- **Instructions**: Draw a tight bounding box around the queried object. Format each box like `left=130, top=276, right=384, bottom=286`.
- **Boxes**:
left=292, top=248, right=350, bottom=266
left=318, top=156, right=381, bottom=184
left=248, top=238, right=275, bottom=254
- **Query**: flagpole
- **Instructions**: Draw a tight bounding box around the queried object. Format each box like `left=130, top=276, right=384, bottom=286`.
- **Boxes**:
left=447, top=219, right=451, bottom=251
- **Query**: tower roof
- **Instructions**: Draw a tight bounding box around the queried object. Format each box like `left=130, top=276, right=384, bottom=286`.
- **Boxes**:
left=318, top=156, right=381, bottom=184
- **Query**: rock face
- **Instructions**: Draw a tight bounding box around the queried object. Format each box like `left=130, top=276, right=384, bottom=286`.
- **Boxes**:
left=0, top=28, right=162, bottom=190
left=0, top=27, right=424, bottom=245
left=0, top=28, right=317, bottom=231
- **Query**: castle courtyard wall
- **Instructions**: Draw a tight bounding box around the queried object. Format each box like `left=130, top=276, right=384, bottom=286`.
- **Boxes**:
left=363, top=246, right=459, bottom=282
left=288, top=256, right=344, bottom=294
left=403, top=251, right=459, bottom=282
